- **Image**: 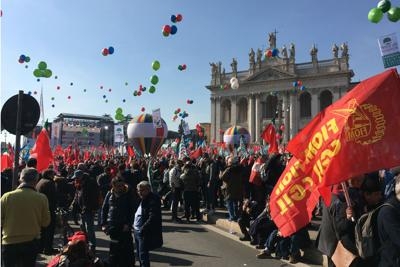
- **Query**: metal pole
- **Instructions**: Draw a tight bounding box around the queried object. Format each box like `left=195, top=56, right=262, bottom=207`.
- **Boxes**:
left=12, top=90, right=24, bottom=189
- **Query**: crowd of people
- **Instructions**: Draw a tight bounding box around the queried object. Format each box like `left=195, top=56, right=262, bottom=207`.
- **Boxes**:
left=1, top=151, right=400, bottom=267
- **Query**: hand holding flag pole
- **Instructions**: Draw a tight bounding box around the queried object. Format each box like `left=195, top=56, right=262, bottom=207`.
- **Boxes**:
left=341, top=182, right=355, bottom=222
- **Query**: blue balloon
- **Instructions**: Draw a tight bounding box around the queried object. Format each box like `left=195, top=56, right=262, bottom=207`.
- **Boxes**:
left=300, top=85, right=306, bottom=91
left=108, top=46, right=115, bottom=55
left=170, top=25, right=178, bottom=35
left=272, top=48, right=279, bottom=57
left=293, top=81, right=298, bottom=87
left=171, top=15, right=177, bottom=23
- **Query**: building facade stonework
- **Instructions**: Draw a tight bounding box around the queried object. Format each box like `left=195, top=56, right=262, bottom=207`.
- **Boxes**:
left=206, top=33, right=355, bottom=144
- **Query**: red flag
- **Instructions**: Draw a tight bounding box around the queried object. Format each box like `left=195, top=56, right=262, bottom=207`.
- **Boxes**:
left=190, top=147, right=203, bottom=160
left=261, top=123, right=279, bottom=154
left=1, top=153, right=13, bottom=171
left=30, top=128, right=53, bottom=172
left=249, top=158, right=263, bottom=186
left=287, top=69, right=400, bottom=187
left=270, top=69, right=400, bottom=237
left=127, top=145, right=135, bottom=157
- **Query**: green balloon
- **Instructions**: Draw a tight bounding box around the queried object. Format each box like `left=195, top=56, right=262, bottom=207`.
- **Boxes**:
left=150, top=75, right=159, bottom=85
left=115, top=113, right=124, bottom=121
left=25, top=56, right=31, bottom=63
left=43, top=69, right=52, bottom=78
left=116, top=107, right=123, bottom=114
left=387, top=7, right=400, bottom=22
left=38, top=61, right=47, bottom=70
left=149, top=86, right=156, bottom=93
left=377, top=0, right=391, bottom=13
left=33, top=69, right=41, bottom=77
left=152, top=60, right=160, bottom=71
left=368, top=8, right=384, bottom=23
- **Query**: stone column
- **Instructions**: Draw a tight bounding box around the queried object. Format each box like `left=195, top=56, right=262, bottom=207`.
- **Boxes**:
left=255, top=93, right=262, bottom=143
left=289, top=93, right=297, bottom=139
left=248, top=94, right=255, bottom=143
left=210, top=97, right=216, bottom=143
left=230, top=96, right=237, bottom=126
left=311, top=92, right=319, bottom=118
left=282, top=91, right=290, bottom=144
left=215, top=97, right=221, bottom=142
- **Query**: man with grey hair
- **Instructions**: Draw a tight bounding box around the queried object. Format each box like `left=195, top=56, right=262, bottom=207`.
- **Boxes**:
left=134, top=181, right=163, bottom=267
left=1, top=167, right=51, bottom=267
left=377, top=169, right=400, bottom=267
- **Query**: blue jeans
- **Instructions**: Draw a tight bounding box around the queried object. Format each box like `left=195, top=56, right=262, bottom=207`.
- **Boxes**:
left=134, top=229, right=150, bottom=267
left=81, top=212, right=96, bottom=249
left=226, top=199, right=238, bottom=221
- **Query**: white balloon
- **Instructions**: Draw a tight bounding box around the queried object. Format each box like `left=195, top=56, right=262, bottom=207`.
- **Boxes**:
left=231, top=81, right=239, bottom=90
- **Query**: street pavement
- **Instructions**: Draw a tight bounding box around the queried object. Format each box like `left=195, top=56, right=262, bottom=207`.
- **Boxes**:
left=37, top=210, right=322, bottom=267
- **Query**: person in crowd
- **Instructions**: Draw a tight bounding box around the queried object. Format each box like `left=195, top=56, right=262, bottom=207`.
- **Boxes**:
left=148, top=160, right=163, bottom=195
left=46, top=231, right=104, bottom=267
left=220, top=156, right=244, bottom=221
left=237, top=199, right=261, bottom=241
left=134, top=181, right=163, bottom=267
left=169, top=159, right=184, bottom=222
left=71, top=170, right=100, bottom=253
left=131, top=160, right=145, bottom=186
left=331, top=173, right=383, bottom=267
left=54, top=173, right=75, bottom=210
left=377, top=170, right=400, bottom=267
left=181, top=158, right=202, bottom=223
left=1, top=167, right=50, bottom=267
left=97, top=166, right=112, bottom=226
left=36, top=168, right=58, bottom=255
left=1, top=168, right=13, bottom=196
left=315, top=184, right=342, bottom=267
left=101, top=177, right=138, bottom=267
left=248, top=197, right=277, bottom=248
left=207, top=155, right=224, bottom=215
left=27, top=157, right=38, bottom=168
left=257, top=227, right=310, bottom=264
left=198, top=153, right=210, bottom=210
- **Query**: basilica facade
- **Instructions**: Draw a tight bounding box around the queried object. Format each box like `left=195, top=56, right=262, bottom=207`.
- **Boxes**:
left=206, top=32, right=356, bottom=144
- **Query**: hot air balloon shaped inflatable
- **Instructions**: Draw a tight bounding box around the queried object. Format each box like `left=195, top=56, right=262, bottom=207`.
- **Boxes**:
left=223, top=125, right=251, bottom=151
left=127, top=113, right=168, bottom=157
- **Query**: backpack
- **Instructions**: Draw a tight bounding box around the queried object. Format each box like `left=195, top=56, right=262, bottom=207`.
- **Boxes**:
left=354, top=203, right=394, bottom=259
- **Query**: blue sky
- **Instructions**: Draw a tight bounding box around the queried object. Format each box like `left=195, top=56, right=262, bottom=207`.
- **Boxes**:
left=1, top=0, right=399, bottom=143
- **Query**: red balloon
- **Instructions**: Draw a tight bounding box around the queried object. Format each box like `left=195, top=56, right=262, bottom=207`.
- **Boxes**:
left=68, top=96, right=71, bottom=99
left=137, top=91, right=142, bottom=96
left=266, top=50, right=272, bottom=57
left=176, top=14, right=183, bottom=22
left=177, top=108, right=181, bottom=113
left=18, top=58, right=24, bottom=64
left=280, top=124, right=285, bottom=131
left=162, top=25, right=171, bottom=34
left=182, top=64, right=186, bottom=70
left=141, top=107, right=145, bottom=112
left=102, top=48, right=109, bottom=56
left=297, top=80, right=302, bottom=86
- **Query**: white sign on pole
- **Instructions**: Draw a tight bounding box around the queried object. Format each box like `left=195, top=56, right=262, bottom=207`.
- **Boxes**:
left=378, top=33, right=400, bottom=68
left=114, top=125, right=124, bottom=143
left=152, top=108, right=162, bottom=129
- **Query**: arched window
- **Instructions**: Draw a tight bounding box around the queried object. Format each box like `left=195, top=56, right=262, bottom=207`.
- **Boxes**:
left=299, top=92, right=311, bottom=118
left=221, top=99, right=231, bottom=123
left=237, top=98, right=248, bottom=123
left=320, top=90, right=333, bottom=111
left=262, top=95, right=278, bottom=119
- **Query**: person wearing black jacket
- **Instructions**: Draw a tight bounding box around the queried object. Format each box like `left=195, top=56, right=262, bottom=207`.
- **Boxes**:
left=133, top=181, right=163, bottom=267
left=377, top=172, right=400, bottom=267
left=101, top=177, right=138, bottom=267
